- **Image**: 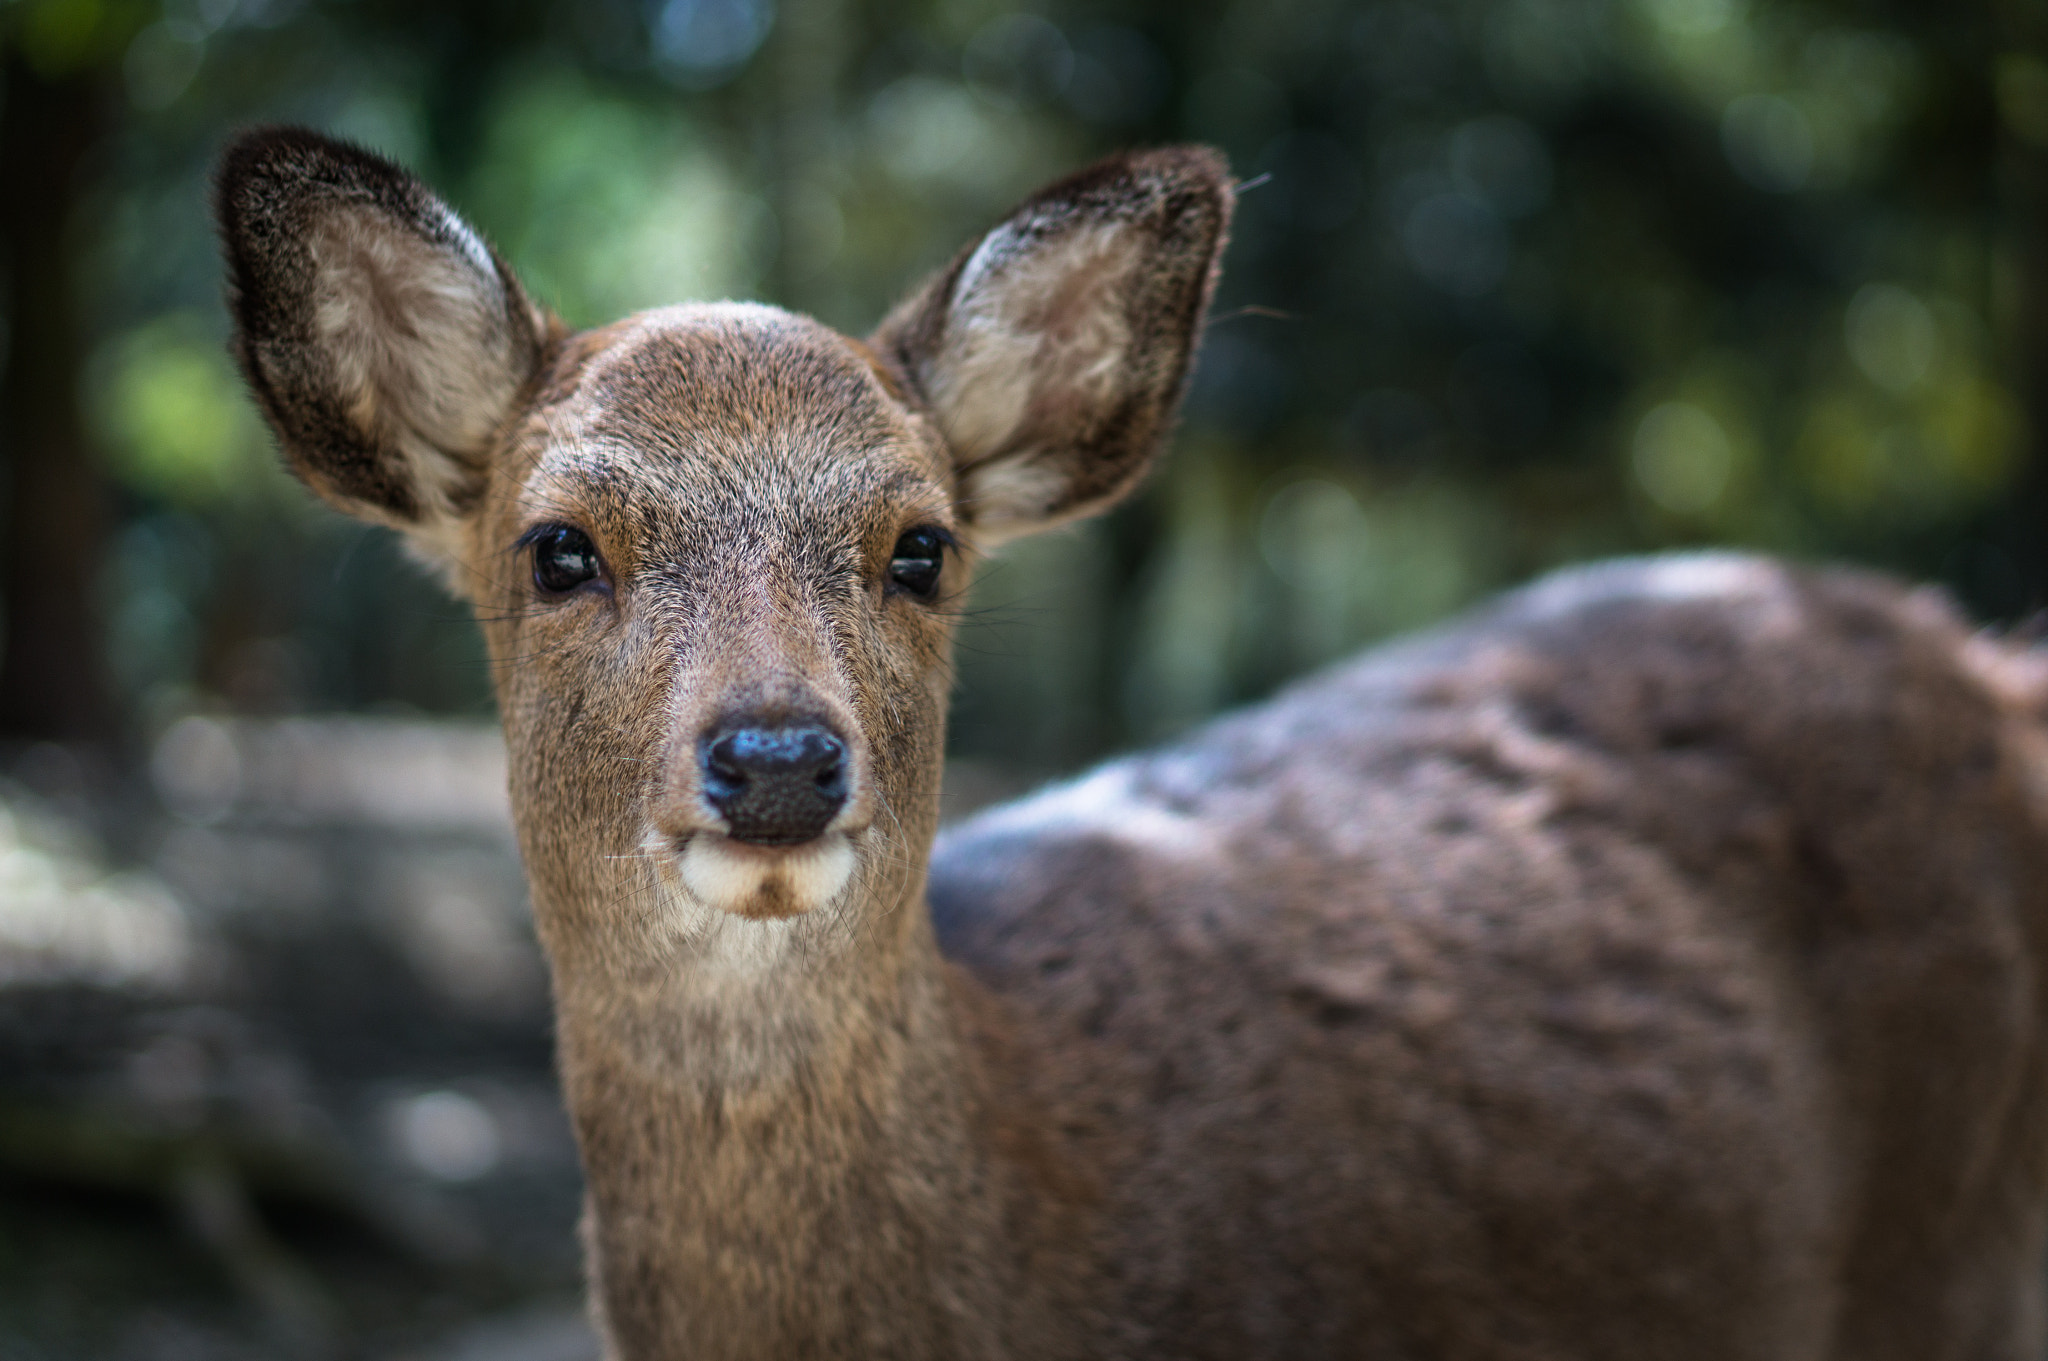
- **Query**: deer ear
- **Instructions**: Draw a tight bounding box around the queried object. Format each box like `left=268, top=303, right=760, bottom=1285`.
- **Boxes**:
left=871, top=147, right=1231, bottom=545
left=215, top=128, right=548, bottom=573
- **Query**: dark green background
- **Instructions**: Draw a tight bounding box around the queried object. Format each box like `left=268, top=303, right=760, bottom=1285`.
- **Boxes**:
left=4, top=0, right=2044, bottom=776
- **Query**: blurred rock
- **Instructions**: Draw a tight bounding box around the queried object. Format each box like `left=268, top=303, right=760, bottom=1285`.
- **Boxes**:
left=0, top=789, right=202, bottom=990
left=151, top=717, right=512, bottom=836
left=394, top=1304, right=600, bottom=1361
left=0, top=726, right=577, bottom=1359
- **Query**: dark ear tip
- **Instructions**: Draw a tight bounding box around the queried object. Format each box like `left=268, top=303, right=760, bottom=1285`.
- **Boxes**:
left=1141, top=144, right=1233, bottom=228
left=1016, top=144, right=1234, bottom=243
left=212, top=125, right=416, bottom=233
left=1127, top=144, right=1233, bottom=191
left=217, top=124, right=392, bottom=179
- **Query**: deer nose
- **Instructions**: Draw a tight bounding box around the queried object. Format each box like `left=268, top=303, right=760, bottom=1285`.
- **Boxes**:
left=699, top=724, right=850, bottom=846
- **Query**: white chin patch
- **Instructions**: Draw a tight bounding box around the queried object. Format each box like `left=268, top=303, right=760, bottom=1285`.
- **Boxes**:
left=678, top=833, right=857, bottom=920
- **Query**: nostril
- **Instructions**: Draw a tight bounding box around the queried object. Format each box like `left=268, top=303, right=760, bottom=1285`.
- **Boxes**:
left=697, top=723, right=852, bottom=846
left=815, top=756, right=845, bottom=793
left=813, top=745, right=850, bottom=808
left=808, top=735, right=845, bottom=775
left=704, top=735, right=749, bottom=799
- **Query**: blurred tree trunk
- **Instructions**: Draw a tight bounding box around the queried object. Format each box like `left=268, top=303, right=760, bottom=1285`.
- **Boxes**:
left=1985, top=13, right=2048, bottom=620
left=0, top=54, right=110, bottom=741
left=2000, top=147, right=2048, bottom=618
left=762, top=0, right=848, bottom=316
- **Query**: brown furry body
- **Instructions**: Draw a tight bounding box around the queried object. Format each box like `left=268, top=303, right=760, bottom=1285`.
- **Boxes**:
left=934, top=555, right=2048, bottom=1359
left=214, top=129, right=2048, bottom=1358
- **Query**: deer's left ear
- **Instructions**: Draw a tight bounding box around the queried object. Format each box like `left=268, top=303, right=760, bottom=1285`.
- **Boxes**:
left=871, top=147, right=1231, bottom=545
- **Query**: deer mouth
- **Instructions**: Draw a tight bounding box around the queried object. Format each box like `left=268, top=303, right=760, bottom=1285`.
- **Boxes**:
left=673, top=829, right=858, bottom=921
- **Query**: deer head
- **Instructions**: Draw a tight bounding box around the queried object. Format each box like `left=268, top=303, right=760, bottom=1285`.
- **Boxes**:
left=218, top=130, right=1227, bottom=1006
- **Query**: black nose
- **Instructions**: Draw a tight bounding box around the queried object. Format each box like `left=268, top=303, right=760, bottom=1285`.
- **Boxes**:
left=699, top=723, right=850, bottom=846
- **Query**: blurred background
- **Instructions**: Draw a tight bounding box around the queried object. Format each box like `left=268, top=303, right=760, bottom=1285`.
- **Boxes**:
left=1, top=0, right=2044, bottom=1354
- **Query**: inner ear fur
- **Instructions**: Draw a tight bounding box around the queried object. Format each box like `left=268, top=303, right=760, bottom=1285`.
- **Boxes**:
left=215, top=127, right=548, bottom=555
left=871, top=146, right=1232, bottom=545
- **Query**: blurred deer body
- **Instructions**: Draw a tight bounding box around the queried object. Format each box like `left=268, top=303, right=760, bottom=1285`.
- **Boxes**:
left=217, top=129, right=2048, bottom=1360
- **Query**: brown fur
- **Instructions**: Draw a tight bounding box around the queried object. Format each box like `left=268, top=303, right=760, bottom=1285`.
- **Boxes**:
left=217, top=129, right=2048, bottom=1359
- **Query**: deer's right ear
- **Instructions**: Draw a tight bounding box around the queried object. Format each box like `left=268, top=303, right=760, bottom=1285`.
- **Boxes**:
left=215, top=128, right=547, bottom=571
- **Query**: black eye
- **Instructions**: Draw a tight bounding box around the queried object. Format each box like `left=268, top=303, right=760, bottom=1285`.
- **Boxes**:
left=528, top=525, right=603, bottom=595
left=888, top=528, right=946, bottom=598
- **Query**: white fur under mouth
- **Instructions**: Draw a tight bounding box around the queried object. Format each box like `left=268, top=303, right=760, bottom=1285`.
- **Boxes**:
left=675, top=831, right=857, bottom=921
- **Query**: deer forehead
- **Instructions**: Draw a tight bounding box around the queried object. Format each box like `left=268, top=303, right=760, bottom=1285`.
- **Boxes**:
left=504, top=303, right=954, bottom=568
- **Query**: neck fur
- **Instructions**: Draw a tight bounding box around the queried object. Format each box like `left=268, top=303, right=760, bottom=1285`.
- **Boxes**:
left=547, top=882, right=1095, bottom=1360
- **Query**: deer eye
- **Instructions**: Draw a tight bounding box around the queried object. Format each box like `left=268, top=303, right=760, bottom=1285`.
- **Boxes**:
left=888, top=528, right=946, bottom=598
left=527, top=525, right=603, bottom=595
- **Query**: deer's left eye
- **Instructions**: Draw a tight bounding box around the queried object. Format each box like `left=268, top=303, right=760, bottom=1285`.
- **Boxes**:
left=888, top=529, right=946, bottom=598
left=527, top=525, right=604, bottom=595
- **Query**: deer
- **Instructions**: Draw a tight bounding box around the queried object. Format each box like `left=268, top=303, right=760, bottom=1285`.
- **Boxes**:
left=213, top=125, right=2048, bottom=1360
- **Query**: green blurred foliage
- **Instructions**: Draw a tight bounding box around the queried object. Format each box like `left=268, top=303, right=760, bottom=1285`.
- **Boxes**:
left=7, top=0, right=152, bottom=79
left=4, top=0, right=2046, bottom=771
left=87, top=310, right=278, bottom=507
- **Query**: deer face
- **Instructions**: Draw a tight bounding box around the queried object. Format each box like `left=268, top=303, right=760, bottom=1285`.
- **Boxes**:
left=217, top=130, right=1229, bottom=972
left=478, top=305, right=960, bottom=960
